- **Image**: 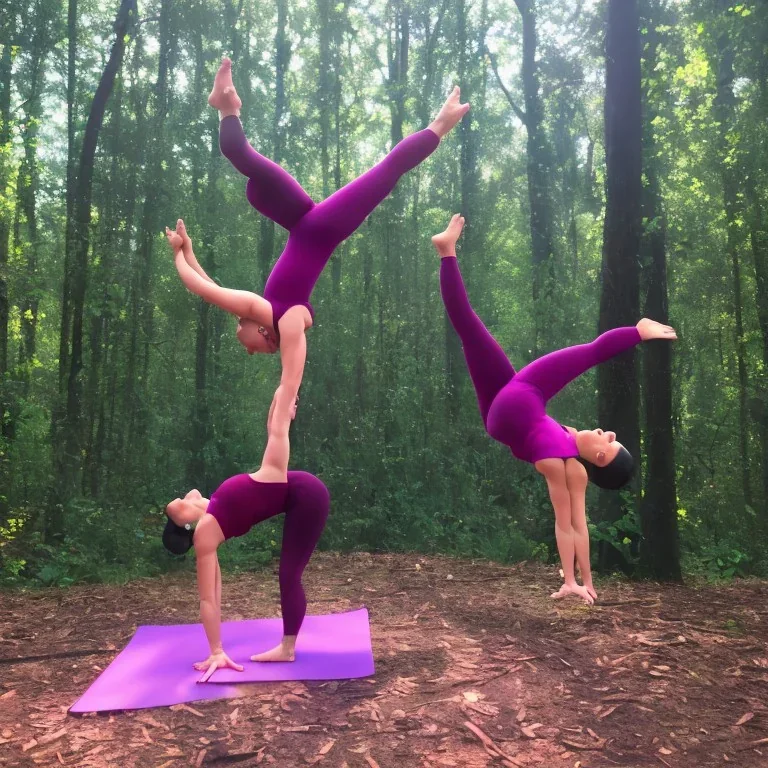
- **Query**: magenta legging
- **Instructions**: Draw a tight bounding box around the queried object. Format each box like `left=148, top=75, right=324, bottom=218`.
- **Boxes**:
left=440, top=257, right=642, bottom=464
left=220, top=116, right=440, bottom=326
left=208, top=470, right=329, bottom=636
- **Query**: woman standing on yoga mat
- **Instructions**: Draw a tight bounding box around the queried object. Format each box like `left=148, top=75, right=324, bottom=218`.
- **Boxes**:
left=160, top=368, right=329, bottom=680
left=432, top=215, right=677, bottom=605
left=167, top=57, right=469, bottom=412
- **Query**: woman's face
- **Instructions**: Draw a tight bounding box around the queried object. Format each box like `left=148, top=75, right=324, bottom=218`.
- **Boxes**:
left=236, top=318, right=278, bottom=355
left=166, top=491, right=208, bottom=527
left=578, top=428, right=622, bottom=466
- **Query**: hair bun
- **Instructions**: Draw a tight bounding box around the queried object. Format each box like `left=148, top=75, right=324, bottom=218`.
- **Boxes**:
left=162, top=518, right=194, bottom=555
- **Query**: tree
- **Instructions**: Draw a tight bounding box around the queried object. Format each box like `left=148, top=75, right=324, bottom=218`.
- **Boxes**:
left=54, top=0, right=138, bottom=508
left=487, top=0, right=556, bottom=351
left=596, top=0, right=642, bottom=572
left=638, top=0, right=681, bottom=580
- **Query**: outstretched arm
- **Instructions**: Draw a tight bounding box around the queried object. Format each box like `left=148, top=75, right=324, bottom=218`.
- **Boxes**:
left=256, top=387, right=294, bottom=481
left=192, top=518, right=243, bottom=681
left=165, top=223, right=271, bottom=322
left=177, top=219, right=215, bottom=285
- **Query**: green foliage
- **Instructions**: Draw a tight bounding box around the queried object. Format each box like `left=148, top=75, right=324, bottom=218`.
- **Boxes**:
left=588, top=511, right=642, bottom=566
left=0, top=0, right=767, bottom=589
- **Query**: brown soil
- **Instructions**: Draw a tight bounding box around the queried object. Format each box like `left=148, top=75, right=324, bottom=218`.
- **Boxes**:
left=1, top=554, right=767, bottom=768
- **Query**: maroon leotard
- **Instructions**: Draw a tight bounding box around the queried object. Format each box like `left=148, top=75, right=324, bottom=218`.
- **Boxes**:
left=440, top=257, right=642, bottom=463
left=219, top=116, right=439, bottom=328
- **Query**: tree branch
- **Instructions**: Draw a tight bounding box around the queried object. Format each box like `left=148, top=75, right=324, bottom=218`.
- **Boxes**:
left=485, top=46, right=527, bottom=126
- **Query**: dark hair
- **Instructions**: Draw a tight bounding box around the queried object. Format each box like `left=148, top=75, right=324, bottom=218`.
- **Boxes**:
left=162, top=518, right=194, bottom=555
left=588, top=446, right=634, bottom=490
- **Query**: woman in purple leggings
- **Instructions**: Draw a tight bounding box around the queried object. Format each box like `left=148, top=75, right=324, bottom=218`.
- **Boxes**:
left=432, top=215, right=677, bottom=605
left=161, top=382, right=329, bottom=680
left=167, top=57, right=469, bottom=419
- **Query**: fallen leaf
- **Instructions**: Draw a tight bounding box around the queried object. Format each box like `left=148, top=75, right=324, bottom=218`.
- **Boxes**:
left=23, top=739, right=38, bottom=752
left=38, top=729, right=67, bottom=746
left=364, top=755, right=381, bottom=768
left=516, top=707, right=527, bottom=722
left=736, top=712, right=754, bottom=726
left=195, top=748, right=207, bottom=767
left=0, top=690, right=17, bottom=700
left=462, top=691, right=481, bottom=703
left=319, top=740, right=336, bottom=755
left=230, top=707, right=240, bottom=725
left=659, top=747, right=673, bottom=755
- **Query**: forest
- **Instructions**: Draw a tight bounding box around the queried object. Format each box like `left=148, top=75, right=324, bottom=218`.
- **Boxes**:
left=1, top=0, right=767, bottom=587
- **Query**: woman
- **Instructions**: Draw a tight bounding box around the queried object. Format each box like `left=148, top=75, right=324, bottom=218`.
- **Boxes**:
left=161, top=366, right=329, bottom=679
left=432, top=215, right=677, bottom=605
left=169, top=57, right=470, bottom=409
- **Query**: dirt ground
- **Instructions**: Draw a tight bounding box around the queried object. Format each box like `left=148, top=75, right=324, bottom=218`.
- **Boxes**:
left=1, top=554, right=767, bottom=768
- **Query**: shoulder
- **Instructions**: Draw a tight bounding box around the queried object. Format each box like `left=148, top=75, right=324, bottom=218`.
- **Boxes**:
left=279, top=305, right=313, bottom=335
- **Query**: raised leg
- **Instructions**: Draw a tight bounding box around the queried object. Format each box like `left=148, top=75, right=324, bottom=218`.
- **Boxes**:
left=219, top=116, right=315, bottom=231
left=298, top=128, right=440, bottom=249
left=437, top=228, right=515, bottom=425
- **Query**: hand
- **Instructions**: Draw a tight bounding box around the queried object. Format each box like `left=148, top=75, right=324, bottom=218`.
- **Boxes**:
left=165, top=225, right=183, bottom=251
left=636, top=318, right=677, bottom=341
left=193, top=650, right=244, bottom=682
left=176, top=218, right=193, bottom=251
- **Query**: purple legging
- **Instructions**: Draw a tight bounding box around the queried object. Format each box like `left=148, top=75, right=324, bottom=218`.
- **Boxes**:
left=440, top=257, right=642, bottom=463
left=220, top=116, right=440, bottom=325
left=279, top=471, right=329, bottom=636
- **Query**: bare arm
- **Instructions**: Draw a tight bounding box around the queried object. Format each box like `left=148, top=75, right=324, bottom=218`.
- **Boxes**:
left=277, top=310, right=308, bottom=396
left=196, top=542, right=223, bottom=654
left=173, top=249, right=268, bottom=318
left=257, top=388, right=291, bottom=480
left=182, top=238, right=216, bottom=285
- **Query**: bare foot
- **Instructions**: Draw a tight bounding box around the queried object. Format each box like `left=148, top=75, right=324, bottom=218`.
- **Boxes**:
left=208, top=57, right=242, bottom=117
left=428, top=86, right=470, bottom=138
left=551, top=582, right=595, bottom=606
left=431, top=214, right=465, bottom=257
left=250, top=642, right=295, bottom=663
left=583, top=581, right=598, bottom=601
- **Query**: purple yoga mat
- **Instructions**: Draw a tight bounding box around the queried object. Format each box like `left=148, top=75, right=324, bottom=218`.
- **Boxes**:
left=70, top=608, right=373, bottom=713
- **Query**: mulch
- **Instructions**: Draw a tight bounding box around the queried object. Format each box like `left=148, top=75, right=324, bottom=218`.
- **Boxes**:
left=1, top=554, right=767, bottom=767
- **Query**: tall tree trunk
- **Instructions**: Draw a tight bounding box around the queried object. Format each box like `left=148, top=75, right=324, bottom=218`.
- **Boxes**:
left=59, top=0, right=78, bottom=392
left=488, top=0, right=555, bottom=351
left=54, top=0, right=137, bottom=509
left=713, top=4, right=752, bottom=509
left=745, top=174, right=768, bottom=510
left=128, top=0, right=174, bottom=459
left=638, top=2, right=681, bottom=581
left=596, top=0, right=642, bottom=573
left=258, top=0, right=290, bottom=284
left=0, top=37, right=13, bottom=535
left=17, top=4, right=52, bottom=391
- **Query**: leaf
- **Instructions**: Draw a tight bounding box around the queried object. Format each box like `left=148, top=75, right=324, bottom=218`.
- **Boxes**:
left=319, top=739, right=336, bottom=755
left=735, top=712, right=753, bottom=726
left=462, top=691, right=481, bottom=703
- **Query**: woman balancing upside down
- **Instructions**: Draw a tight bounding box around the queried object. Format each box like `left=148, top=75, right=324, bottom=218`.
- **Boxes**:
left=432, top=215, right=677, bottom=605
left=167, top=57, right=469, bottom=416
left=160, top=344, right=329, bottom=677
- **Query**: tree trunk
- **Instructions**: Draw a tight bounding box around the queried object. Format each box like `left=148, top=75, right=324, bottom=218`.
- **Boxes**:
left=713, top=4, right=752, bottom=509
left=596, top=0, right=642, bottom=573
left=488, top=0, right=556, bottom=351
left=258, top=0, right=290, bottom=284
left=55, top=0, right=137, bottom=505
left=638, top=1, right=681, bottom=581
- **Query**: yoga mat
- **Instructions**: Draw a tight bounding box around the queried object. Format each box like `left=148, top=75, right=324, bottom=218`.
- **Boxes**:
left=70, top=608, right=373, bottom=713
